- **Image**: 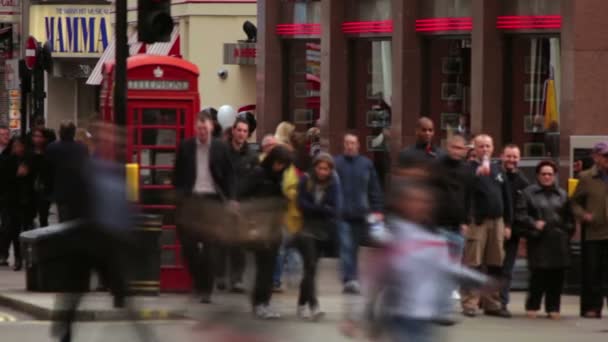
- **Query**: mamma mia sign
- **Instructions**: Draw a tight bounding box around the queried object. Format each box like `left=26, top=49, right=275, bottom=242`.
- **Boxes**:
left=29, top=4, right=113, bottom=57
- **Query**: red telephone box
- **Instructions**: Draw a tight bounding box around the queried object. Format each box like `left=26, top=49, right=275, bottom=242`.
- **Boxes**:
left=101, top=55, right=200, bottom=292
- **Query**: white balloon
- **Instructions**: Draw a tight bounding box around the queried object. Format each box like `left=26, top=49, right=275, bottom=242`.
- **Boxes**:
left=217, top=105, right=237, bottom=129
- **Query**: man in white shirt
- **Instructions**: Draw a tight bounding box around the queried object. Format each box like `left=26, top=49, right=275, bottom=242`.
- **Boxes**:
left=173, top=111, right=235, bottom=303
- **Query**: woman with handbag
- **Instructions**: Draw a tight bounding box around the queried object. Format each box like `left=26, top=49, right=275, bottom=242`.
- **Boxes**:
left=515, top=160, right=574, bottom=320
left=240, top=145, right=293, bottom=319
left=296, top=152, right=342, bottom=321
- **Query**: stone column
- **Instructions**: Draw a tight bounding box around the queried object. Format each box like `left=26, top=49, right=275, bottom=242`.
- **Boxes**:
left=319, top=0, right=348, bottom=154
left=560, top=0, right=608, bottom=161
left=391, top=0, right=422, bottom=154
left=471, top=0, right=503, bottom=147
left=256, top=0, right=283, bottom=137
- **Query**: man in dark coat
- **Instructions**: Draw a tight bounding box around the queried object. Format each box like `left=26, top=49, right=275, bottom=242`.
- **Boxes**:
left=0, top=125, right=12, bottom=266
left=500, top=144, right=530, bottom=314
left=173, top=110, right=235, bottom=303
left=46, top=121, right=89, bottom=222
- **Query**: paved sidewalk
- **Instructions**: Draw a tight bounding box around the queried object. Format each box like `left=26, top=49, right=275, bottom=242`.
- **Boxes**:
left=0, top=256, right=595, bottom=322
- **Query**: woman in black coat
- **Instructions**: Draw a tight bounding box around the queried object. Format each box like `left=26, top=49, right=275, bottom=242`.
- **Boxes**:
left=296, top=152, right=342, bottom=321
left=240, top=145, right=293, bottom=319
left=515, top=160, right=574, bottom=320
left=4, top=137, right=35, bottom=271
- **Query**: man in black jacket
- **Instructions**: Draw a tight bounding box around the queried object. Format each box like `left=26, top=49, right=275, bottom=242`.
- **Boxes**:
left=399, top=117, right=444, bottom=164
left=434, top=134, right=473, bottom=322
left=216, top=117, right=258, bottom=292
left=461, top=134, right=512, bottom=318
left=500, top=144, right=530, bottom=314
left=173, top=111, right=235, bottom=303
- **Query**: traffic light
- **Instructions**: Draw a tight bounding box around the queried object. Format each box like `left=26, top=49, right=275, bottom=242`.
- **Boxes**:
left=138, top=0, right=174, bottom=44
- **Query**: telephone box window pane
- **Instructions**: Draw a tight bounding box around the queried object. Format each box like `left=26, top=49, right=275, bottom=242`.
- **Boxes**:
left=179, top=109, right=186, bottom=125
left=141, top=208, right=175, bottom=226
left=141, top=189, right=174, bottom=205
left=161, top=250, right=176, bottom=266
left=142, top=109, right=178, bottom=125
left=141, top=129, right=177, bottom=146
left=141, top=169, right=174, bottom=185
left=160, top=229, right=176, bottom=246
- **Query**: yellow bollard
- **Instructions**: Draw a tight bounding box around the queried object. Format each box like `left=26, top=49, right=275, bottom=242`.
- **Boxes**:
left=568, top=178, right=579, bottom=198
left=126, top=163, right=140, bottom=202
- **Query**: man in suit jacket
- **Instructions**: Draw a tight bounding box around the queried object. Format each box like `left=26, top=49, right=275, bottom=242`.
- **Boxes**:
left=173, top=110, right=235, bottom=303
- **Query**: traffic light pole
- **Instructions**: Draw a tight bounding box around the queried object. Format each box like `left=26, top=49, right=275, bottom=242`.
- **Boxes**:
left=114, top=0, right=127, bottom=126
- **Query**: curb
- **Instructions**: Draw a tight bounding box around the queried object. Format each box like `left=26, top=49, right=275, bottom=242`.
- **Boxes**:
left=0, top=292, right=187, bottom=321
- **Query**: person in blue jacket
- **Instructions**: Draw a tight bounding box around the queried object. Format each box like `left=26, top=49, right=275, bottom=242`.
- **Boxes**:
left=296, top=152, right=342, bottom=321
left=334, top=133, right=383, bottom=294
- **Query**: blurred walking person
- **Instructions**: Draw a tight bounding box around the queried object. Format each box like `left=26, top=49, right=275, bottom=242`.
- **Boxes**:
left=46, top=121, right=89, bottom=222
left=571, top=141, right=608, bottom=318
left=335, top=133, right=383, bottom=294
left=0, top=125, right=12, bottom=266
left=351, top=181, right=489, bottom=342
left=516, top=160, right=574, bottom=320
left=461, top=134, right=512, bottom=318
left=173, top=111, right=235, bottom=304
left=296, top=153, right=342, bottom=320
left=2, top=137, right=35, bottom=271
left=30, top=127, right=52, bottom=227
left=499, top=144, right=530, bottom=314
left=240, top=145, right=293, bottom=319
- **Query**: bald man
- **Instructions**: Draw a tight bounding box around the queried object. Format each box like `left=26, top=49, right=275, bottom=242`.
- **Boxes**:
left=398, top=117, right=444, bottom=167
left=461, top=134, right=512, bottom=319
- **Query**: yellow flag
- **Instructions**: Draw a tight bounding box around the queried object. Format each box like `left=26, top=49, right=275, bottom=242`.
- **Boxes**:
left=544, top=79, right=558, bottom=129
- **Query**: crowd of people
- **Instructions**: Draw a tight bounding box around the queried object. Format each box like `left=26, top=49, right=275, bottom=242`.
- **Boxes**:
left=173, top=108, right=608, bottom=338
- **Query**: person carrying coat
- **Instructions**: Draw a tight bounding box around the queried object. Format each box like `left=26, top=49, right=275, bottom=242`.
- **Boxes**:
left=296, top=152, right=342, bottom=321
left=516, top=160, right=574, bottom=320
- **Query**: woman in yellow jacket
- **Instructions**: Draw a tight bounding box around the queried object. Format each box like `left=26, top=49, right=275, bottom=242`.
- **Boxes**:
left=271, top=161, right=303, bottom=291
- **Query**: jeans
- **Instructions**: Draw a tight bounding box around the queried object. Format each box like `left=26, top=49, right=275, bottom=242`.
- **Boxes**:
left=273, top=233, right=300, bottom=286
left=439, top=228, right=464, bottom=315
left=382, top=316, right=434, bottom=342
left=501, top=236, right=520, bottom=308
left=252, top=244, right=279, bottom=306
left=582, top=240, right=608, bottom=315
left=338, top=219, right=366, bottom=283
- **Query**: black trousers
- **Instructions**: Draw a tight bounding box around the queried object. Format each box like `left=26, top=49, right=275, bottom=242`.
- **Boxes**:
left=582, top=240, right=608, bottom=315
left=501, top=236, right=520, bottom=307
left=1, top=207, right=33, bottom=262
left=178, top=226, right=216, bottom=296
left=526, top=268, right=565, bottom=313
left=252, top=244, right=279, bottom=306
left=0, top=208, right=10, bottom=260
left=295, top=234, right=321, bottom=307
left=216, top=246, right=245, bottom=285
left=35, top=195, right=51, bottom=227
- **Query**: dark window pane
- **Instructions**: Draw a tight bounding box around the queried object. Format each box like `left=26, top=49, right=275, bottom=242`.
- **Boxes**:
left=160, top=229, right=177, bottom=246
left=142, top=109, right=177, bottom=125
left=161, top=250, right=176, bottom=266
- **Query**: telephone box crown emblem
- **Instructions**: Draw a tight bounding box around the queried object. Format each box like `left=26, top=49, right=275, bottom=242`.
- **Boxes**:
left=153, top=66, right=164, bottom=78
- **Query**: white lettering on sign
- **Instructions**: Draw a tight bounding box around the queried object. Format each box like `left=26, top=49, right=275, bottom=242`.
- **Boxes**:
left=25, top=49, right=35, bottom=57
left=128, top=80, right=189, bottom=91
left=0, top=0, right=18, bottom=7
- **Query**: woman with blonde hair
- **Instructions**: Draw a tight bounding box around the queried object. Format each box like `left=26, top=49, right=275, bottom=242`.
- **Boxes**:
left=274, top=121, right=295, bottom=148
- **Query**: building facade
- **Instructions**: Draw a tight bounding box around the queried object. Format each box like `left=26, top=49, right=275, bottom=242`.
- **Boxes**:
left=257, top=0, right=608, bottom=179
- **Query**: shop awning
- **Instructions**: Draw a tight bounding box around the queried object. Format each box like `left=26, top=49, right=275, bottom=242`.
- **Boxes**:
left=86, top=27, right=179, bottom=86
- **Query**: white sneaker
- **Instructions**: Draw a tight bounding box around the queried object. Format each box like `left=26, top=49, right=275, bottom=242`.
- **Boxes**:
left=254, top=305, right=281, bottom=320
left=451, top=290, right=461, bottom=300
left=309, top=305, right=325, bottom=322
left=343, top=280, right=361, bottom=295
left=297, top=305, right=309, bottom=320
